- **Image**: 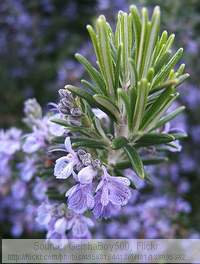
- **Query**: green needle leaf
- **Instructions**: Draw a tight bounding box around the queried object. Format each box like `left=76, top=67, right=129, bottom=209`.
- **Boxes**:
left=134, top=133, right=175, bottom=147
left=132, top=79, right=149, bottom=132
left=114, top=157, right=168, bottom=169
left=71, top=137, right=107, bottom=149
left=151, top=106, right=186, bottom=130
left=75, top=53, right=106, bottom=94
left=140, top=88, right=178, bottom=132
left=96, top=15, right=115, bottom=96
left=123, top=144, right=145, bottom=179
left=152, top=48, right=183, bottom=88
left=93, top=94, right=120, bottom=122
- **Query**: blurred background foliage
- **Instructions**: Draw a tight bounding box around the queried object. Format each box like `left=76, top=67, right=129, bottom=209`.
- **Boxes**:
left=0, top=0, right=200, bottom=236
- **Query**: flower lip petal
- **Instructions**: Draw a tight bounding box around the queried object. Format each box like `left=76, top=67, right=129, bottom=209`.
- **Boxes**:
left=54, top=217, right=67, bottom=234
left=65, top=185, right=78, bottom=197
left=64, top=137, right=73, bottom=153
left=87, top=193, right=95, bottom=209
left=101, top=185, right=109, bottom=206
left=110, top=176, right=131, bottom=186
left=95, top=178, right=104, bottom=193
left=77, top=165, right=97, bottom=184
left=54, top=157, right=74, bottom=179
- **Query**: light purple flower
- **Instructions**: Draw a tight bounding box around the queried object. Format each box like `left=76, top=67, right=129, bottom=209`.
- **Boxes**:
left=67, top=214, right=94, bottom=238
left=0, top=154, right=11, bottom=183
left=11, top=180, right=27, bottom=199
left=18, top=157, right=36, bottom=182
left=54, top=137, right=80, bottom=179
left=66, top=184, right=94, bottom=214
left=93, top=166, right=131, bottom=219
left=23, top=129, right=45, bottom=153
left=0, top=128, right=21, bottom=155
left=46, top=231, right=67, bottom=248
left=36, top=202, right=53, bottom=227
left=48, top=114, right=66, bottom=137
left=33, top=177, right=48, bottom=200
left=24, top=98, right=42, bottom=122
left=93, top=191, right=121, bottom=219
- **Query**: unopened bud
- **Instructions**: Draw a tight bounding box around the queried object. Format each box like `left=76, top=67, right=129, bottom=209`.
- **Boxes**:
left=92, top=159, right=101, bottom=168
left=70, top=108, right=82, bottom=116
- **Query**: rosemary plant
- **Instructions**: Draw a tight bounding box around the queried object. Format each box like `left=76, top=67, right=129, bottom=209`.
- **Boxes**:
left=42, top=5, right=190, bottom=233
left=53, top=5, right=188, bottom=179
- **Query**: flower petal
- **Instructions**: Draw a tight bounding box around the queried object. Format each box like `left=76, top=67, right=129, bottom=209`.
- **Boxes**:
left=54, top=217, right=67, bottom=234
left=101, top=185, right=109, bottom=206
left=109, top=182, right=131, bottom=206
left=64, top=137, right=73, bottom=153
left=77, top=166, right=97, bottom=184
left=67, top=185, right=87, bottom=214
left=72, top=218, right=88, bottom=238
left=65, top=185, right=78, bottom=197
left=54, top=157, right=74, bottom=179
left=111, top=176, right=131, bottom=186
left=87, top=193, right=95, bottom=209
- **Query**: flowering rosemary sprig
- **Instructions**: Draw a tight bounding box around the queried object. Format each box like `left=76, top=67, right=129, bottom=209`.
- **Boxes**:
left=52, top=5, right=188, bottom=180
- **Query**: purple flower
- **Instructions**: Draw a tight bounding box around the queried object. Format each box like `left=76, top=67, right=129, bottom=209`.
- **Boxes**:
left=33, top=177, right=48, bottom=200
left=24, top=98, right=42, bottom=122
left=93, top=191, right=121, bottom=219
left=0, top=155, right=11, bottom=183
left=18, top=157, right=36, bottom=182
left=93, top=166, right=131, bottom=219
left=54, top=137, right=80, bottom=179
left=46, top=231, right=67, bottom=248
left=66, top=184, right=94, bottom=214
left=22, top=129, right=45, bottom=153
left=36, top=202, right=53, bottom=227
left=0, top=128, right=21, bottom=155
left=175, top=198, right=191, bottom=213
left=48, top=114, right=66, bottom=137
left=11, top=180, right=27, bottom=199
left=67, top=214, right=94, bottom=238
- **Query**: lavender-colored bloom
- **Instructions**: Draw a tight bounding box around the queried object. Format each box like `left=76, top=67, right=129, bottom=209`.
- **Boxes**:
left=66, top=184, right=94, bottom=214
left=0, top=154, right=11, bottom=183
left=33, top=177, right=48, bottom=201
left=18, top=157, right=36, bottom=182
left=11, top=180, right=27, bottom=199
left=0, top=128, right=21, bottom=155
left=54, top=137, right=80, bottom=179
left=93, top=191, right=121, bottom=219
left=36, top=202, right=53, bottom=227
left=68, top=215, right=94, bottom=238
left=46, top=232, right=68, bottom=248
left=93, top=166, right=131, bottom=218
left=175, top=198, right=191, bottom=213
left=48, top=114, right=66, bottom=137
left=11, top=222, right=23, bottom=237
left=23, top=129, right=45, bottom=153
left=24, top=98, right=42, bottom=122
